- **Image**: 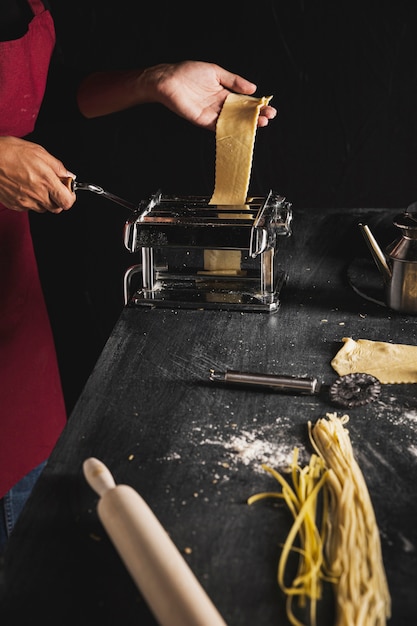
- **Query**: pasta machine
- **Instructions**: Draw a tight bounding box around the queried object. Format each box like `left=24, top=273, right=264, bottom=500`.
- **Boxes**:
left=123, top=189, right=293, bottom=312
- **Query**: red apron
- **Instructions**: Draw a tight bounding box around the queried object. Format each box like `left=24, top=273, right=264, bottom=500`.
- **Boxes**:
left=0, top=0, right=67, bottom=498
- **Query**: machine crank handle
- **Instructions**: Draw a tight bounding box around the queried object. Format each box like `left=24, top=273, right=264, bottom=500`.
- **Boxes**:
left=60, top=176, right=137, bottom=212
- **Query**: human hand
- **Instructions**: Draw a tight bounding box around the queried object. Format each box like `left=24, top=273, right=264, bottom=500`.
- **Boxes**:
left=144, top=61, right=277, bottom=132
left=0, top=136, right=76, bottom=213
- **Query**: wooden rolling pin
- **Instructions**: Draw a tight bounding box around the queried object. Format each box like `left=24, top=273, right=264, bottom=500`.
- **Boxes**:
left=83, top=457, right=227, bottom=626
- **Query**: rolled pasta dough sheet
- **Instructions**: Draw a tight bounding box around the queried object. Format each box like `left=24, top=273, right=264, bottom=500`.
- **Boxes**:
left=201, top=249, right=243, bottom=275
left=205, top=93, right=272, bottom=272
left=331, top=337, right=417, bottom=384
left=210, top=93, right=272, bottom=206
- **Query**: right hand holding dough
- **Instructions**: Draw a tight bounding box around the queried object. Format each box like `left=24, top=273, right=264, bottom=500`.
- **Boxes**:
left=77, top=61, right=277, bottom=132
left=0, top=136, right=76, bottom=213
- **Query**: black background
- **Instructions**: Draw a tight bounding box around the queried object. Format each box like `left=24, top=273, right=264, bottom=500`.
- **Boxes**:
left=29, top=0, right=417, bottom=411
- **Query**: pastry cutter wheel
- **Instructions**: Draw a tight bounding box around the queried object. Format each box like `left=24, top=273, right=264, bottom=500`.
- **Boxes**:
left=209, top=369, right=381, bottom=408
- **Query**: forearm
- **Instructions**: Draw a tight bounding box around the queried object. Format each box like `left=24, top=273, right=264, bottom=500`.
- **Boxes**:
left=76, top=66, right=165, bottom=119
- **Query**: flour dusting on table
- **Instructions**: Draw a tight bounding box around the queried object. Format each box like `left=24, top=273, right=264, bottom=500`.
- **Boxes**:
left=162, top=419, right=306, bottom=474
left=203, top=429, right=297, bottom=472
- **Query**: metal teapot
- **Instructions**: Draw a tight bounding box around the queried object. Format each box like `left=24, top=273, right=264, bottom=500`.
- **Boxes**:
left=359, top=210, right=417, bottom=314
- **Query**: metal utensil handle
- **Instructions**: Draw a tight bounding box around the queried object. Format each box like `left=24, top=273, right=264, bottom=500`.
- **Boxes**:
left=210, top=369, right=321, bottom=395
left=61, top=176, right=136, bottom=212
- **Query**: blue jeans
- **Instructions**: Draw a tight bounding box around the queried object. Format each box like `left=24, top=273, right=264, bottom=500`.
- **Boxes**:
left=0, top=460, right=47, bottom=554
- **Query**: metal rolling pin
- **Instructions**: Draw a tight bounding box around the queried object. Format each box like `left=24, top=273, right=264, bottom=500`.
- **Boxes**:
left=209, top=369, right=321, bottom=395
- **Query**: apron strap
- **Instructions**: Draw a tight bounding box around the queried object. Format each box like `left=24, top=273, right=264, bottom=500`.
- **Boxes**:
left=27, top=0, right=46, bottom=17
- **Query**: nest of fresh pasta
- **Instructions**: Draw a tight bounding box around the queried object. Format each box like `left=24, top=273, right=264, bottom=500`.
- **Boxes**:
left=248, top=413, right=391, bottom=626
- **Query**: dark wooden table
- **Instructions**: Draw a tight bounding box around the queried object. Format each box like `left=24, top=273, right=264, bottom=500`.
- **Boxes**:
left=1, top=206, right=417, bottom=625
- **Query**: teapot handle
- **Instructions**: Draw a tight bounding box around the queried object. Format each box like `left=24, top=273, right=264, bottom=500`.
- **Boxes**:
left=358, top=223, right=392, bottom=284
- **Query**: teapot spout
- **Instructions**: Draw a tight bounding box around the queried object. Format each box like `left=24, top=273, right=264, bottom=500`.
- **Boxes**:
left=358, top=223, right=392, bottom=284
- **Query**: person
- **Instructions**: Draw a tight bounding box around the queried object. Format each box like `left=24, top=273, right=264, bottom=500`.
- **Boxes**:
left=0, top=0, right=277, bottom=553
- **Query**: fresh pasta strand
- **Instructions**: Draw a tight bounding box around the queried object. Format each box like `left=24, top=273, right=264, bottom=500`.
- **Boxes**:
left=248, top=449, right=334, bottom=626
left=309, top=413, right=391, bottom=626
